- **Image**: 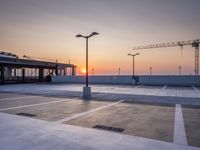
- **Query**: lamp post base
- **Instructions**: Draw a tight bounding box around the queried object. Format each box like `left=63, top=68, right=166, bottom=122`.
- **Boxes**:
left=83, top=86, right=91, bottom=99
left=132, top=78, right=136, bottom=85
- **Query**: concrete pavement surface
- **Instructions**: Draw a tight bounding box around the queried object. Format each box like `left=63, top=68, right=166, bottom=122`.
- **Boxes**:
left=1, top=112, right=200, bottom=150
left=0, top=83, right=200, bottom=150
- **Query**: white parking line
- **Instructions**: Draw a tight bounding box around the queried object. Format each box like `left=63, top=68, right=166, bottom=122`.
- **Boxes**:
left=1, top=112, right=200, bottom=150
left=56, top=100, right=124, bottom=123
left=32, top=90, right=55, bottom=94
left=0, top=99, right=71, bottom=111
left=0, top=90, right=54, bottom=96
left=191, top=85, right=199, bottom=91
left=155, top=85, right=166, bottom=95
left=0, top=96, right=39, bottom=101
left=134, top=84, right=143, bottom=88
left=173, top=104, right=188, bottom=145
left=162, top=84, right=167, bottom=90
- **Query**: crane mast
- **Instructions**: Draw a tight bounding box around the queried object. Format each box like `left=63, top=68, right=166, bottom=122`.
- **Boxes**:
left=132, top=39, right=200, bottom=75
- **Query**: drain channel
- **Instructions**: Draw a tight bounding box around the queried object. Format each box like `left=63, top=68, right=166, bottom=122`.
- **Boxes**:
left=16, top=113, right=37, bottom=117
left=93, top=125, right=125, bottom=133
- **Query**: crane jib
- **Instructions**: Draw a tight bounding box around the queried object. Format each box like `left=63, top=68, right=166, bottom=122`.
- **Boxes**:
left=132, top=39, right=200, bottom=75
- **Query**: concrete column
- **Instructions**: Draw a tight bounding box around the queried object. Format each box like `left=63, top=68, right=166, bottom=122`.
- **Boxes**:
left=72, top=66, right=76, bottom=76
left=39, top=68, right=44, bottom=81
left=1, top=65, right=5, bottom=84
left=57, top=69, right=60, bottom=75
left=22, top=69, right=25, bottom=81
left=61, top=69, right=63, bottom=75
left=55, top=65, right=58, bottom=75
left=13, top=68, right=17, bottom=79
left=4, top=67, right=12, bottom=80
left=35, top=68, right=37, bottom=77
left=64, top=68, right=66, bottom=76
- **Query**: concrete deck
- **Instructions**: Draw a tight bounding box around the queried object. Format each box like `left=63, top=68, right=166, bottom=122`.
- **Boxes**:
left=0, top=112, right=199, bottom=150
left=0, top=83, right=200, bottom=98
left=66, top=102, right=175, bottom=142
left=0, top=83, right=200, bottom=149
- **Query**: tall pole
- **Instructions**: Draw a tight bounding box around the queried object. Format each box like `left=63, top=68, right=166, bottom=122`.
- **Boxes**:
left=128, top=53, right=139, bottom=79
left=76, top=32, right=99, bottom=99
left=179, top=66, right=182, bottom=76
left=118, top=67, right=120, bottom=76
left=86, top=38, right=88, bottom=87
left=150, top=67, right=152, bottom=76
left=192, top=41, right=199, bottom=75
left=194, top=46, right=199, bottom=75
left=133, top=56, right=134, bottom=77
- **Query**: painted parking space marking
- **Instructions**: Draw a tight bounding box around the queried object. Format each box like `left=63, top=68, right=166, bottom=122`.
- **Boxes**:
left=154, top=84, right=167, bottom=95
left=174, top=104, right=188, bottom=145
left=0, top=99, right=72, bottom=111
left=0, top=96, right=39, bottom=101
left=0, top=90, right=54, bottom=96
left=192, top=85, right=199, bottom=91
left=162, top=84, right=167, bottom=90
left=134, top=84, right=143, bottom=88
left=1, top=112, right=200, bottom=150
left=56, top=100, right=124, bottom=123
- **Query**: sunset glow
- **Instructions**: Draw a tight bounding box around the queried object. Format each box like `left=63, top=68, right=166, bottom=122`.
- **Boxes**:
left=0, top=0, right=199, bottom=75
left=81, top=68, right=86, bottom=74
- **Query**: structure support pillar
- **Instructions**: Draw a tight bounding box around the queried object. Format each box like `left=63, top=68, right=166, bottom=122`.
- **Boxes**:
left=55, top=65, right=58, bottom=75
left=22, top=69, right=25, bottom=82
left=72, top=66, right=76, bottom=76
left=39, top=68, right=44, bottom=82
left=13, top=68, right=17, bottom=79
left=1, top=65, right=5, bottom=84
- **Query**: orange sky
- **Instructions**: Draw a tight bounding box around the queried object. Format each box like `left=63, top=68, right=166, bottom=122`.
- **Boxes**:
left=0, top=0, right=199, bottom=75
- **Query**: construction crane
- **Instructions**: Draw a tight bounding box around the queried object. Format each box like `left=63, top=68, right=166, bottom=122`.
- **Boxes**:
left=132, top=39, right=200, bottom=75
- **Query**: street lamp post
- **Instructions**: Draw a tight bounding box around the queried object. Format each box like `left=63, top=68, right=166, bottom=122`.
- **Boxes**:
left=118, top=67, right=121, bottom=76
left=76, top=32, right=99, bottom=99
left=127, top=53, right=140, bottom=78
left=178, top=66, right=182, bottom=76
left=150, top=66, right=152, bottom=76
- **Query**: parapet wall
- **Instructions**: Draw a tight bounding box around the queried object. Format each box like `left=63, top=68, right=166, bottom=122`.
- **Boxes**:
left=51, top=75, right=200, bottom=86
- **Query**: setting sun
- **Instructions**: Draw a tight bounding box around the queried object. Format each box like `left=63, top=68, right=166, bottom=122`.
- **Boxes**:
left=81, top=68, right=86, bottom=74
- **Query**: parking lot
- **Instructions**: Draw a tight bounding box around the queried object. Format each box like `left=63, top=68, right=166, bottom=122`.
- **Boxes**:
left=0, top=83, right=200, bottom=149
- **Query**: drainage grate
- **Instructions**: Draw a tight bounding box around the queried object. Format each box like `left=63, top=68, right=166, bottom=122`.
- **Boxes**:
left=16, top=113, right=37, bottom=117
left=93, top=125, right=125, bottom=133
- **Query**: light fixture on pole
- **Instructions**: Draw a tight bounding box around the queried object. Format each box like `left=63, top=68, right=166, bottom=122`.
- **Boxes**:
left=127, top=53, right=140, bottom=78
left=118, top=67, right=121, bottom=76
left=76, top=32, right=99, bottom=99
left=150, top=66, right=152, bottom=76
left=178, top=66, right=182, bottom=76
